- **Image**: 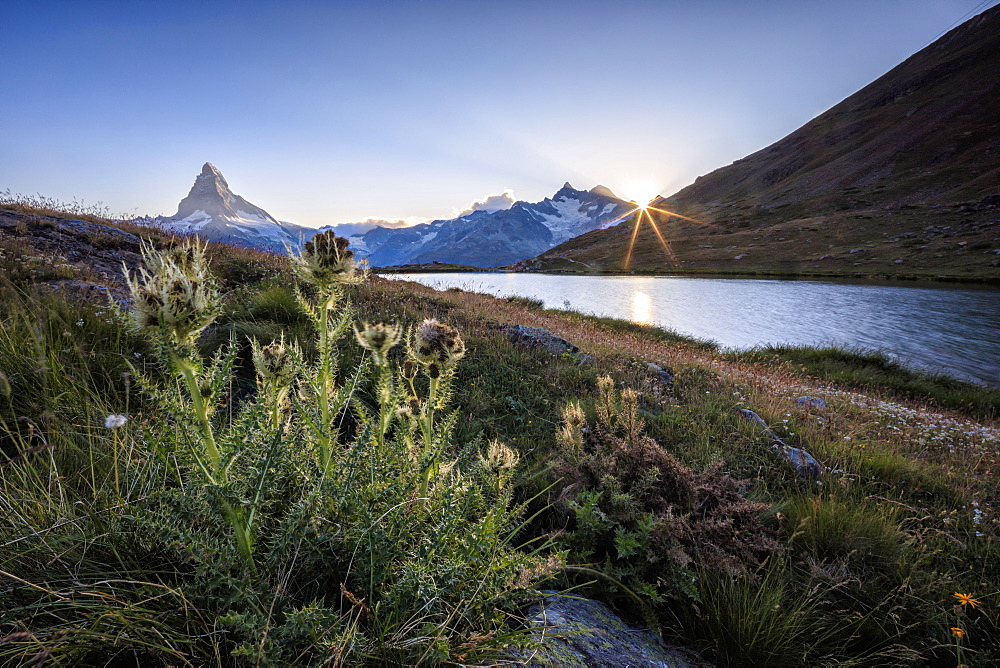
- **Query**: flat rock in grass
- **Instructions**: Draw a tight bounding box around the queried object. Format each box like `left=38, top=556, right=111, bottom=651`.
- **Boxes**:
left=505, top=324, right=580, bottom=355
left=796, top=396, right=827, bottom=408
left=507, top=591, right=701, bottom=667
left=505, top=324, right=593, bottom=364
left=775, top=443, right=823, bottom=480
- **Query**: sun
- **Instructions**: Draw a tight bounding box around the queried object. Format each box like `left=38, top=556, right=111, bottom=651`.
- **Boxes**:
left=620, top=180, right=661, bottom=209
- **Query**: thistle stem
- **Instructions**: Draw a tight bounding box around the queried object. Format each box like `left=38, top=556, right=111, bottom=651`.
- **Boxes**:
left=175, top=355, right=221, bottom=479
left=316, top=292, right=335, bottom=473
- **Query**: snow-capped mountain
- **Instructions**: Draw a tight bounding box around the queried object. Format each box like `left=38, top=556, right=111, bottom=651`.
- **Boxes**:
left=359, top=183, right=633, bottom=267
left=156, top=163, right=313, bottom=252
left=154, top=165, right=634, bottom=266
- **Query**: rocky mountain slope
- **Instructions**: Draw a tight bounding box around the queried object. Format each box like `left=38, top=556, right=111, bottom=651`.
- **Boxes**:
left=156, top=163, right=314, bottom=253
left=361, top=183, right=633, bottom=268
left=528, top=7, right=1000, bottom=281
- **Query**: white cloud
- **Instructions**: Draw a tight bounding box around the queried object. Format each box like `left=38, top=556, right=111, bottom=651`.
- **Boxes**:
left=452, top=189, right=516, bottom=218
left=357, top=216, right=429, bottom=228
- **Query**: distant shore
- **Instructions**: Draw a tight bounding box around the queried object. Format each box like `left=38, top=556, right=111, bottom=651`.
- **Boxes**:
left=374, top=263, right=1000, bottom=285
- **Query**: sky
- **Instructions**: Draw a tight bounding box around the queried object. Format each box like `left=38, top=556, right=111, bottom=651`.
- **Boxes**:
left=3, top=0, right=998, bottom=228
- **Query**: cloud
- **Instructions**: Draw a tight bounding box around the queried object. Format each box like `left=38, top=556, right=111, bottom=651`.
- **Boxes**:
left=452, top=189, right=516, bottom=218
left=324, top=217, right=429, bottom=237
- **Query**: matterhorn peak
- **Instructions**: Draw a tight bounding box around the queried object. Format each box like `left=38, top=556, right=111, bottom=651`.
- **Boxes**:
left=201, top=162, right=225, bottom=179
left=562, top=181, right=574, bottom=190
left=153, top=162, right=318, bottom=254
left=170, top=162, right=272, bottom=224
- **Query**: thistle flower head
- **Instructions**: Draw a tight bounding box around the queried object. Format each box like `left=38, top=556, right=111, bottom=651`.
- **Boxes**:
left=252, top=335, right=297, bottom=386
left=290, top=230, right=359, bottom=290
left=562, top=401, right=586, bottom=430
left=354, top=321, right=402, bottom=366
left=412, top=318, right=465, bottom=367
left=483, top=440, right=519, bottom=472
left=557, top=401, right=587, bottom=452
left=124, top=239, right=221, bottom=346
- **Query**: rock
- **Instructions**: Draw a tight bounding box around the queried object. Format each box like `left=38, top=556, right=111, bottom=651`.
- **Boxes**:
left=508, top=591, right=701, bottom=667
left=646, top=362, right=674, bottom=387
left=736, top=408, right=824, bottom=480
left=795, top=396, right=827, bottom=408
left=774, top=443, right=823, bottom=480
left=737, top=408, right=770, bottom=431
left=59, top=219, right=141, bottom=247
left=506, top=325, right=580, bottom=356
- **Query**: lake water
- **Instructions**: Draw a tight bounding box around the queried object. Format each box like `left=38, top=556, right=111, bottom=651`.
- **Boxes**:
left=387, top=272, right=1000, bottom=387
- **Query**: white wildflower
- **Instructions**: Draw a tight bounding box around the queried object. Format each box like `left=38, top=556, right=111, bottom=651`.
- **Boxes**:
left=104, top=414, right=128, bottom=429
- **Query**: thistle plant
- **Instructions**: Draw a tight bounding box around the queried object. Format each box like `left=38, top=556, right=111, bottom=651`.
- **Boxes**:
left=355, top=321, right=403, bottom=451
left=404, top=318, right=465, bottom=496
left=289, top=231, right=361, bottom=473
left=251, top=335, right=300, bottom=429
left=125, top=240, right=221, bottom=349
left=124, top=239, right=254, bottom=568
left=125, top=239, right=223, bottom=475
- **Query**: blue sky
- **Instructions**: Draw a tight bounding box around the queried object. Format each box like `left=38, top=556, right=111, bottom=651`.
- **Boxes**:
left=3, top=0, right=997, bottom=227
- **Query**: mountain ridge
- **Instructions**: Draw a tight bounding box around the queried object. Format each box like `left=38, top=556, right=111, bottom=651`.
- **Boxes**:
left=527, top=6, right=1000, bottom=281
left=358, top=183, right=633, bottom=267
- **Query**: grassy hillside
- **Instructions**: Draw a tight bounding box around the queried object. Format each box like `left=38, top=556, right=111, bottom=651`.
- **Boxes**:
left=527, top=7, right=1000, bottom=281
left=2, top=200, right=1000, bottom=665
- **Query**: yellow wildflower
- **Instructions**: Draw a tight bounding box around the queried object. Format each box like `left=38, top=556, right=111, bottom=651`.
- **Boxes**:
left=953, top=592, right=980, bottom=608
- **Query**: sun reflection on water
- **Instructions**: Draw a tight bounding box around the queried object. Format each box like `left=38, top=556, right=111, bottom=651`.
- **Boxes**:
left=631, top=291, right=653, bottom=324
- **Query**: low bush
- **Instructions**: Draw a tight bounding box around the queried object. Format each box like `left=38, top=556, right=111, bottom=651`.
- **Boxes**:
left=550, top=375, right=779, bottom=610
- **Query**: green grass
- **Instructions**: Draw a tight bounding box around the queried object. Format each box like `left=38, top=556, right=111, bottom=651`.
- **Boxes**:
left=729, top=344, right=1000, bottom=420
left=3, top=213, right=1000, bottom=664
left=560, top=310, right=718, bottom=350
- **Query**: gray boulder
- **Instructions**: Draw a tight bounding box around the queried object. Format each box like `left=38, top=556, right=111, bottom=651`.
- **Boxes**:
left=507, top=591, right=701, bottom=667
left=506, top=325, right=579, bottom=355
left=777, top=443, right=823, bottom=480
left=506, top=325, right=593, bottom=364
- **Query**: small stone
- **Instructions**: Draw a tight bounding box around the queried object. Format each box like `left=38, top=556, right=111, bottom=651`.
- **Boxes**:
left=796, top=396, right=827, bottom=408
left=646, top=362, right=674, bottom=387
left=776, top=443, right=824, bottom=480
left=505, top=324, right=580, bottom=356
left=737, top=408, right=770, bottom=431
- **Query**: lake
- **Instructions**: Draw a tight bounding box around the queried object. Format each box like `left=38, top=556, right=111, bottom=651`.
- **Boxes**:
left=387, top=272, right=1000, bottom=387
